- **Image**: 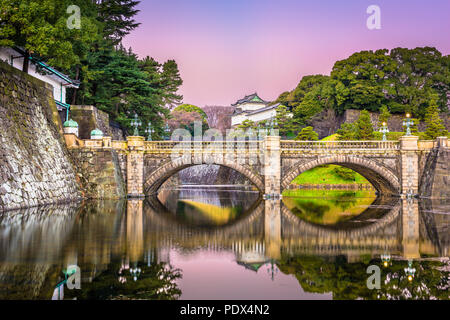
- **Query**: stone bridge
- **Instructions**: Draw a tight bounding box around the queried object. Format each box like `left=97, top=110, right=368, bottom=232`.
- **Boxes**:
left=64, top=134, right=449, bottom=198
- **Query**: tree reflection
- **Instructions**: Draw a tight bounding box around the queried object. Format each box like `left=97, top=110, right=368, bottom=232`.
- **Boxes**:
left=65, top=261, right=182, bottom=300
left=277, top=255, right=450, bottom=300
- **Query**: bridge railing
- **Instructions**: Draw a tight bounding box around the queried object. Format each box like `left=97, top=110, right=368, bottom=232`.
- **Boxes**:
left=144, top=140, right=263, bottom=153
left=280, top=140, right=400, bottom=152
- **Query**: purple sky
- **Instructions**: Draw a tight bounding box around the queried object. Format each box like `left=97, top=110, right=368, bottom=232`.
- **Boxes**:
left=122, top=0, right=450, bottom=107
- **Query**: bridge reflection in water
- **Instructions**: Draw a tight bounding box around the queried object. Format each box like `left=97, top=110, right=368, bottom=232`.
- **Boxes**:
left=0, top=190, right=448, bottom=299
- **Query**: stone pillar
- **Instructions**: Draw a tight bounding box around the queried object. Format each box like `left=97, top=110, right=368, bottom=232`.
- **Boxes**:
left=127, top=199, right=144, bottom=262
left=127, top=136, right=145, bottom=198
left=436, top=136, right=448, bottom=149
left=401, top=198, right=420, bottom=259
left=263, top=135, right=281, bottom=197
left=399, top=136, right=419, bottom=196
left=264, top=200, right=281, bottom=260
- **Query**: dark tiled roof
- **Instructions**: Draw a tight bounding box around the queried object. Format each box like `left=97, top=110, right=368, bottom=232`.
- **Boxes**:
left=231, top=93, right=269, bottom=106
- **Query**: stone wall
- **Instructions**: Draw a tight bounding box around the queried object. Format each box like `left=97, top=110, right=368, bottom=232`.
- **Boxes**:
left=70, top=105, right=126, bottom=140
left=0, top=61, right=81, bottom=211
left=70, top=148, right=126, bottom=199
left=419, top=147, right=450, bottom=199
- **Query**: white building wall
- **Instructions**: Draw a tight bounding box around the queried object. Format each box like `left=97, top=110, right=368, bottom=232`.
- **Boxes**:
left=247, top=109, right=277, bottom=123
left=239, top=102, right=267, bottom=112
left=0, top=47, right=66, bottom=103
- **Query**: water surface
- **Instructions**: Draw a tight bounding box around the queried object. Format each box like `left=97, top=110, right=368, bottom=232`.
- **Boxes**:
left=0, top=187, right=448, bottom=300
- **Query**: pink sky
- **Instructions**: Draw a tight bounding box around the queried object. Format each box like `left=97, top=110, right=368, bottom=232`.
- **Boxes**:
left=122, top=0, right=450, bottom=107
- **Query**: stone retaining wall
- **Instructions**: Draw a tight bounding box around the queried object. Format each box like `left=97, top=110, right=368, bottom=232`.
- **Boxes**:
left=70, top=148, right=126, bottom=199
left=0, top=61, right=81, bottom=211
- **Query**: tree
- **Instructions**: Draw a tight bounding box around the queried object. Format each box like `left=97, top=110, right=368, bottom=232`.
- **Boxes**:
left=274, top=105, right=298, bottom=137
left=0, top=0, right=98, bottom=72
left=237, top=119, right=256, bottom=131
left=424, top=98, right=448, bottom=139
left=295, top=126, right=318, bottom=141
left=337, top=123, right=356, bottom=141
left=96, top=0, right=141, bottom=44
left=170, top=104, right=208, bottom=134
left=276, top=75, right=330, bottom=109
left=80, top=46, right=168, bottom=134
left=355, top=110, right=374, bottom=140
left=161, top=60, right=183, bottom=109
left=378, top=105, right=391, bottom=127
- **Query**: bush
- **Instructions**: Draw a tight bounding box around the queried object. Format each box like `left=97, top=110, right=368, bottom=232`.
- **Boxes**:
left=332, top=166, right=356, bottom=181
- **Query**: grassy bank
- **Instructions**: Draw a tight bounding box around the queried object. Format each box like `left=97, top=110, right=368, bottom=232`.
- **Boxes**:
left=290, top=164, right=370, bottom=186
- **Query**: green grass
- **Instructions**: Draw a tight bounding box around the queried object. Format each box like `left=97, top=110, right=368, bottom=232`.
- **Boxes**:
left=291, top=164, right=369, bottom=185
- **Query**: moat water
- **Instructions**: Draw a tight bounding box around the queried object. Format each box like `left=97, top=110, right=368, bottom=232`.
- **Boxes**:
left=0, top=187, right=448, bottom=300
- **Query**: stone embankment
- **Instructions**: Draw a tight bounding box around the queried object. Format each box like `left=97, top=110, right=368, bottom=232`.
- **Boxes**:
left=0, top=61, right=81, bottom=211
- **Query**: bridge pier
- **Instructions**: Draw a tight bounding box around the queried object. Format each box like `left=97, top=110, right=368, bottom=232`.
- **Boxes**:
left=263, top=136, right=281, bottom=198
left=399, top=136, right=419, bottom=197
left=401, top=198, right=420, bottom=259
left=127, top=199, right=144, bottom=262
left=126, top=136, right=145, bottom=198
left=264, top=200, right=281, bottom=260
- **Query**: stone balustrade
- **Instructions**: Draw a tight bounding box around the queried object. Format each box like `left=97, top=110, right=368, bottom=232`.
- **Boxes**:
left=62, top=134, right=449, bottom=198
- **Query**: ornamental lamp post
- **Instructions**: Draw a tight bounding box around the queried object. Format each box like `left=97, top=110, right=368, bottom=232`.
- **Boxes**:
left=403, top=113, right=414, bottom=136
left=379, top=122, right=389, bottom=141
left=164, top=122, right=171, bottom=140
left=131, top=113, right=142, bottom=136
left=145, top=122, right=155, bottom=141
left=404, top=259, right=416, bottom=282
left=130, top=265, right=142, bottom=282
left=271, top=117, right=279, bottom=136
left=381, top=254, right=391, bottom=267
left=265, top=120, right=271, bottom=136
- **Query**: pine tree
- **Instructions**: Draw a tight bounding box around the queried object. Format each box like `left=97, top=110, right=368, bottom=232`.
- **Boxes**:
left=378, top=105, right=391, bottom=128
left=337, top=123, right=356, bottom=141
left=97, top=0, right=141, bottom=44
left=161, top=60, right=183, bottom=109
left=355, top=110, right=374, bottom=140
left=295, top=126, right=319, bottom=141
left=424, top=99, right=448, bottom=139
left=274, top=105, right=298, bottom=137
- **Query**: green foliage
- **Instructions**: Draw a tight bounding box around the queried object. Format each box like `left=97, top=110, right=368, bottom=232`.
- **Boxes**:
left=424, top=98, right=449, bottom=139
left=170, top=104, right=208, bottom=135
left=336, top=111, right=375, bottom=140
left=277, top=255, right=450, bottom=300
left=295, top=126, right=318, bottom=141
left=332, top=166, right=356, bottom=181
left=274, top=104, right=299, bottom=137
left=378, top=105, right=391, bottom=127
left=65, top=261, right=182, bottom=300
left=276, top=47, right=450, bottom=128
left=354, top=110, right=374, bottom=140
left=0, top=0, right=182, bottom=135
left=336, top=123, right=356, bottom=141
left=161, top=60, right=183, bottom=108
left=237, top=119, right=256, bottom=130
left=174, top=104, right=207, bottom=120
left=287, top=165, right=369, bottom=186
left=0, top=0, right=99, bottom=71
left=97, top=0, right=141, bottom=45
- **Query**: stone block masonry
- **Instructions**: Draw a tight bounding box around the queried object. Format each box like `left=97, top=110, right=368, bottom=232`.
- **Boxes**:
left=0, top=61, right=81, bottom=211
left=70, top=148, right=126, bottom=199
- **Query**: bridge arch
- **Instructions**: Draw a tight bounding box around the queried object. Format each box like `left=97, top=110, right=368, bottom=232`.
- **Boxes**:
left=281, top=155, right=401, bottom=195
left=144, top=156, right=264, bottom=195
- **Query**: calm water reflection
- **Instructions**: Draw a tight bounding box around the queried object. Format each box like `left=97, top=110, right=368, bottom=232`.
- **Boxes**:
left=0, top=187, right=448, bottom=300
